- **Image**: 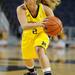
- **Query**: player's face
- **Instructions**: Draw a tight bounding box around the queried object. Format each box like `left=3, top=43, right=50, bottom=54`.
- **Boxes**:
left=24, top=0, right=37, bottom=10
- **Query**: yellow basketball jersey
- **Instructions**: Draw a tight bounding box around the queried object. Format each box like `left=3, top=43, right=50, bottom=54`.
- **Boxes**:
left=24, top=3, right=47, bottom=33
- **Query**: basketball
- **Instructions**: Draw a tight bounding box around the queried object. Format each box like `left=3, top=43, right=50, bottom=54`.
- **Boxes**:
left=43, top=16, right=63, bottom=36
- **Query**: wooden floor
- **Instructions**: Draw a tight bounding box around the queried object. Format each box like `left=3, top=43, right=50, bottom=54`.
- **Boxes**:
left=0, top=63, right=75, bottom=75
left=0, top=46, right=75, bottom=75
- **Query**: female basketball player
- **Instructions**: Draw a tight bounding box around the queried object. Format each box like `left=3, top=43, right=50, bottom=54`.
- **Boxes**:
left=17, top=0, right=54, bottom=75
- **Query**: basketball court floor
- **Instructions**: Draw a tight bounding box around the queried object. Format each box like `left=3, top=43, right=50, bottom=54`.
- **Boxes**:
left=0, top=46, right=75, bottom=75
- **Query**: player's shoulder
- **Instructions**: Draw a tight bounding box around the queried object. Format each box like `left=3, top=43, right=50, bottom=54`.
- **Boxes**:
left=42, top=4, right=54, bottom=16
left=42, top=4, right=52, bottom=10
left=17, top=3, right=26, bottom=13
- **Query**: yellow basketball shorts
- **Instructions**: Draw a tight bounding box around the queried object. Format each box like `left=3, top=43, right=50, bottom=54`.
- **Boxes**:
left=21, top=31, right=50, bottom=59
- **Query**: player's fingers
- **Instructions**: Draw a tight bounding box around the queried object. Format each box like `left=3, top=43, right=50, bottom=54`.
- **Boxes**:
left=43, top=18, right=48, bottom=22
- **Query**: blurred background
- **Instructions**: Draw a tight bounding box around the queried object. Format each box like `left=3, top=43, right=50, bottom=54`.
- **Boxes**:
left=0, top=0, right=75, bottom=75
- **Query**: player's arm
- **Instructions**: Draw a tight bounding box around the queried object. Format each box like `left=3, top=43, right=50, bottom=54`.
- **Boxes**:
left=16, top=4, right=44, bottom=30
left=43, top=5, right=54, bottom=17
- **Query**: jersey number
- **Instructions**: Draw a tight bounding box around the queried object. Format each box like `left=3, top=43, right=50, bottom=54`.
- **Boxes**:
left=32, top=28, right=37, bottom=34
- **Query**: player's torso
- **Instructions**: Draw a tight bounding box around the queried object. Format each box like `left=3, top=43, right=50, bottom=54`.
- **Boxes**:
left=23, top=3, right=47, bottom=35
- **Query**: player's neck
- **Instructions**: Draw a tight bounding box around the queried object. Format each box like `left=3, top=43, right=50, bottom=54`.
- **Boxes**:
left=27, top=5, right=38, bottom=18
left=32, top=5, right=38, bottom=17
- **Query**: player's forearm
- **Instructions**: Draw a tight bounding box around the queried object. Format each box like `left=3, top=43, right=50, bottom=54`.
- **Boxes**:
left=21, top=22, right=44, bottom=30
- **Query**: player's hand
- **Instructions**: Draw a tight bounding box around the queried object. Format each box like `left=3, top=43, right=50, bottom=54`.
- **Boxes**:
left=36, top=22, right=45, bottom=27
left=42, top=18, right=49, bottom=29
left=42, top=18, right=49, bottom=25
left=43, top=18, right=48, bottom=22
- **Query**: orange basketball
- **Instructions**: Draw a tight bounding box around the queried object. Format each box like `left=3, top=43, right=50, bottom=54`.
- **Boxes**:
left=43, top=16, right=63, bottom=36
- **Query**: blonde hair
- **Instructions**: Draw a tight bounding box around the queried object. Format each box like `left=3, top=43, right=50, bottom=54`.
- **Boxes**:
left=40, top=0, right=61, bottom=10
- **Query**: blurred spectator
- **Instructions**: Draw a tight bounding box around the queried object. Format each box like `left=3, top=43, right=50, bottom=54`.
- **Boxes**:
left=52, top=33, right=67, bottom=63
left=0, top=6, right=9, bottom=45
